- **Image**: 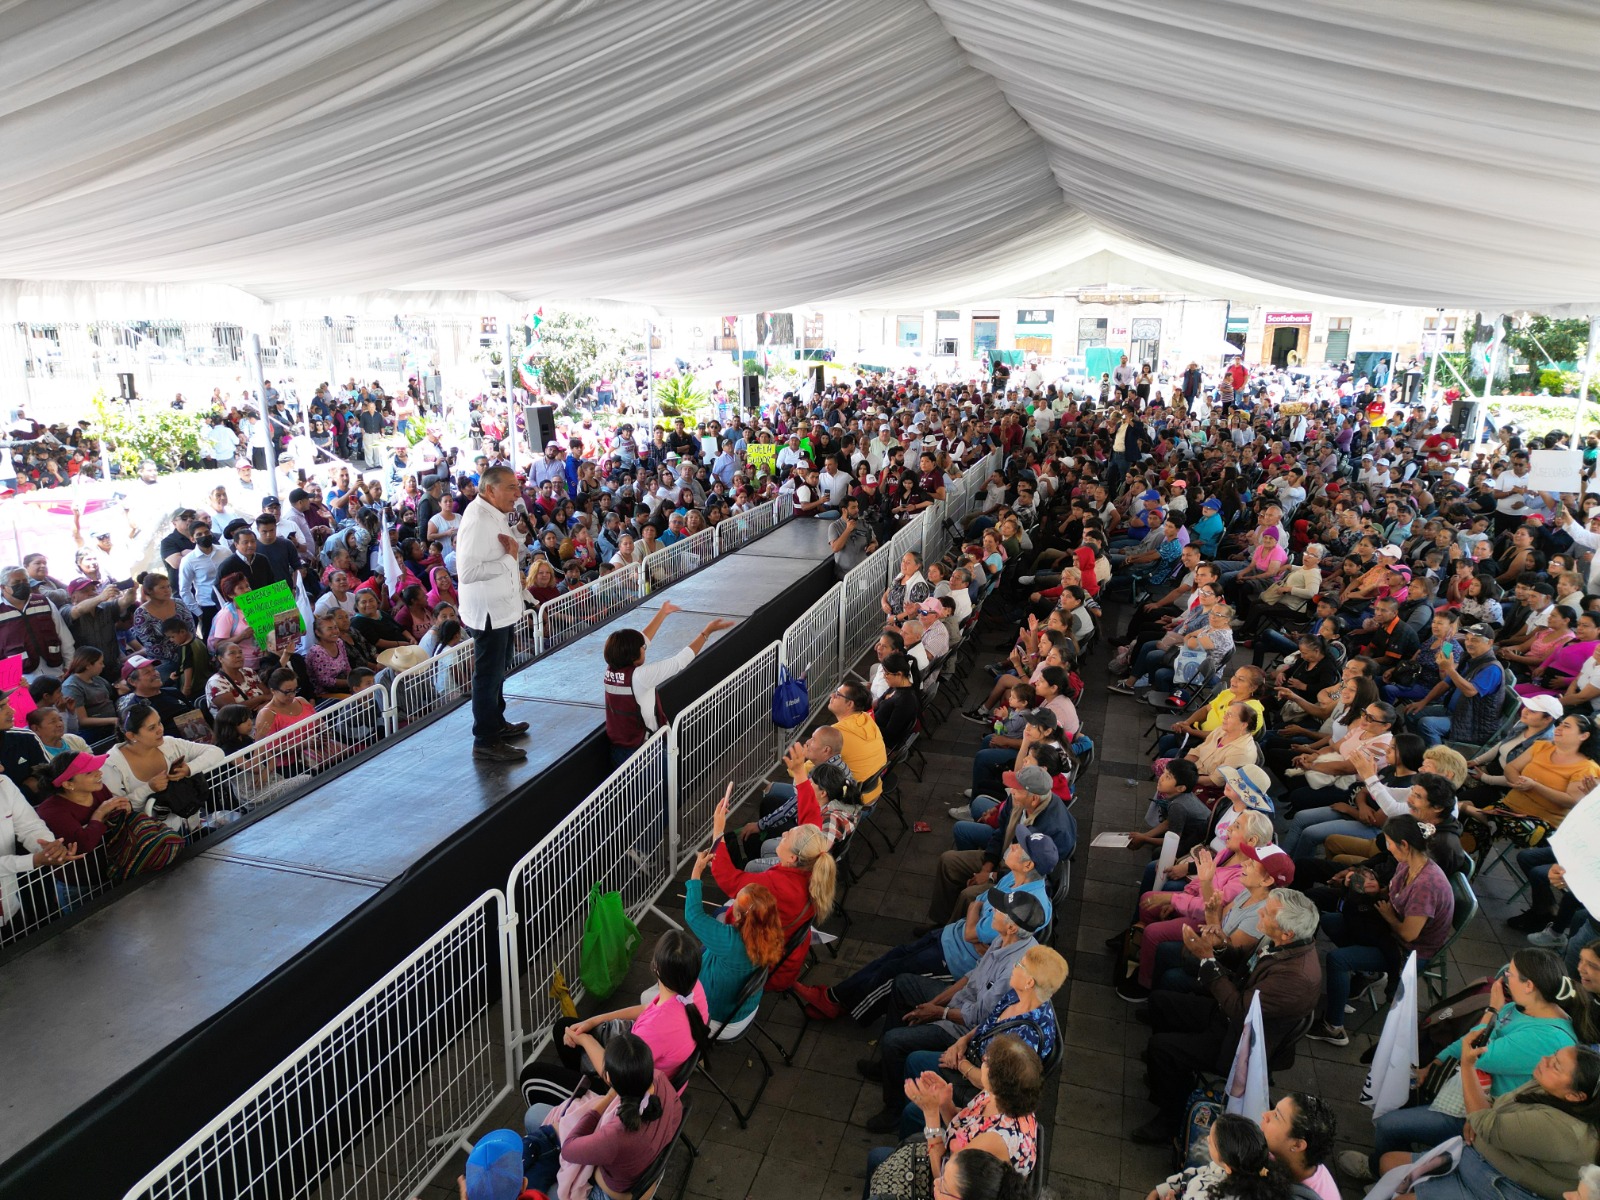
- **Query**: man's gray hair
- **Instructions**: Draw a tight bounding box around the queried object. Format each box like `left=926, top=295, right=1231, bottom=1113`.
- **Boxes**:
left=1270, top=888, right=1320, bottom=942
left=1, top=564, right=23, bottom=581
left=480, top=465, right=517, bottom=488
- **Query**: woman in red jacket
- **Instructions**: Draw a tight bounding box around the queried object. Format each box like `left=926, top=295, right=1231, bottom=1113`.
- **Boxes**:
left=709, top=785, right=836, bottom=991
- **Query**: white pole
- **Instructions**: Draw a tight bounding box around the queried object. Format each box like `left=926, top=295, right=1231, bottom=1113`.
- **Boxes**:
left=245, top=333, right=278, bottom=482
left=646, top=320, right=656, bottom=421
left=503, top=321, right=518, bottom=473
left=1423, top=308, right=1441, bottom=414
left=1575, top=315, right=1598, bottom=435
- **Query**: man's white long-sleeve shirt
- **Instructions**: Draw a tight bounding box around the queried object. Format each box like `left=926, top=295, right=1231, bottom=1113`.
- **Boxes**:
left=456, top=496, right=523, bottom=631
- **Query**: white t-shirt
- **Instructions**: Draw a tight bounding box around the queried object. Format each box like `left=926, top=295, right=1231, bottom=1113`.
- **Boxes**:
left=1576, top=656, right=1600, bottom=711
left=428, top=512, right=462, bottom=545
left=1495, top=469, right=1532, bottom=516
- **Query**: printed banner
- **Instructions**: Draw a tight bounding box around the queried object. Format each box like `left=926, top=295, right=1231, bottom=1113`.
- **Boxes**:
left=745, top=444, right=778, bottom=476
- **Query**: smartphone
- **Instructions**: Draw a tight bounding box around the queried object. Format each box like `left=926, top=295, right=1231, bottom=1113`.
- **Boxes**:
left=115, top=578, right=137, bottom=592
left=1440, top=642, right=1454, bottom=660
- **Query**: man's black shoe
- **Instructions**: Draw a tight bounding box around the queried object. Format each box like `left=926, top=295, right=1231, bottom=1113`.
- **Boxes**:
left=863, top=1107, right=901, bottom=1134
left=474, top=741, right=527, bottom=763
left=856, top=1058, right=883, bottom=1082
left=496, top=721, right=531, bottom=739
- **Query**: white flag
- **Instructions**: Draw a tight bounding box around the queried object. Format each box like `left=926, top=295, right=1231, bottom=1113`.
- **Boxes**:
left=292, top=572, right=317, bottom=655
left=1360, top=952, right=1419, bottom=1118
left=796, top=371, right=815, bottom=406
left=1225, top=991, right=1270, bottom=1120
left=379, top=511, right=403, bottom=597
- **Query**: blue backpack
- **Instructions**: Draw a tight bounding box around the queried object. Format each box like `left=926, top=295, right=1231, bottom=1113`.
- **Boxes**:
left=772, top=667, right=809, bottom=728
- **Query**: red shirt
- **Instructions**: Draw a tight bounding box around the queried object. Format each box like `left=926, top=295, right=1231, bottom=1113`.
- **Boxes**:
left=711, top=844, right=816, bottom=991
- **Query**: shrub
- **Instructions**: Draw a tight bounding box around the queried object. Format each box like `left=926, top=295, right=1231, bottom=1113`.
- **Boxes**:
left=89, top=391, right=206, bottom=474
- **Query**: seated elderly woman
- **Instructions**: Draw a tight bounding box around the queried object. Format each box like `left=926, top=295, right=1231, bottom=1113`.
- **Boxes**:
left=1152, top=666, right=1267, bottom=763
left=1278, top=699, right=1398, bottom=819
left=1171, top=700, right=1262, bottom=797
left=204, top=641, right=271, bottom=715
left=865, top=1035, right=1042, bottom=1200
left=1115, top=809, right=1278, bottom=1002
left=895, top=945, right=1068, bottom=1134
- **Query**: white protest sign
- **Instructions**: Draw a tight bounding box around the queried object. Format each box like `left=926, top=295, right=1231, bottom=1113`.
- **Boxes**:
left=1527, top=448, right=1584, bottom=495
left=1548, top=785, right=1600, bottom=914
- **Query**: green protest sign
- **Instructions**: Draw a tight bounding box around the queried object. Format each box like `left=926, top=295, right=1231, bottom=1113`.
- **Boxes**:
left=233, top=580, right=301, bottom=650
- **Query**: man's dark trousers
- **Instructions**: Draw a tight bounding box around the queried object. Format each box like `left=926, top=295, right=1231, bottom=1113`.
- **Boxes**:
left=468, top=616, right=514, bottom=743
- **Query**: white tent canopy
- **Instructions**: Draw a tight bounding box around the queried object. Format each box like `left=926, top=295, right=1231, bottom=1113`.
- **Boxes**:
left=2, top=0, right=1597, bottom=320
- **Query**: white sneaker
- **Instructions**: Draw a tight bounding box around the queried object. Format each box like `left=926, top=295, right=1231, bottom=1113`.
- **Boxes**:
left=1528, top=924, right=1570, bottom=950
left=1335, top=1151, right=1374, bottom=1184
left=948, top=805, right=970, bottom=820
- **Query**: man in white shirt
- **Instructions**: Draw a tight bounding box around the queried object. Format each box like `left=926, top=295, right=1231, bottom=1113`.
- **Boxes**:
left=776, top=436, right=807, bottom=473
left=1491, top=452, right=1535, bottom=533
left=456, top=466, right=531, bottom=763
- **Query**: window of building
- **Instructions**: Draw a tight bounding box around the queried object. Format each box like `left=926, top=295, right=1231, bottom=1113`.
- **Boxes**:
left=1131, top=317, right=1161, bottom=369
left=1077, top=317, right=1107, bottom=354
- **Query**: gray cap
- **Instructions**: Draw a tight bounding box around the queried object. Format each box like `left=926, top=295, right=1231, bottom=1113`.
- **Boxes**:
left=1005, top=765, right=1055, bottom=796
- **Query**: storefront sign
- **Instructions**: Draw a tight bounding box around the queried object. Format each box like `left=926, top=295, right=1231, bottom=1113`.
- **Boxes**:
left=1264, top=312, right=1312, bottom=325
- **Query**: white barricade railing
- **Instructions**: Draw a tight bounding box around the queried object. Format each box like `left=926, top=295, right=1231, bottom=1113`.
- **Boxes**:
left=0, top=842, right=113, bottom=948
left=509, top=608, right=543, bottom=672
left=715, top=497, right=782, bottom=554
left=202, top=686, right=395, bottom=818
left=775, top=492, right=795, bottom=521
left=839, top=545, right=893, bottom=674
left=503, top=731, right=672, bottom=1063
left=668, top=641, right=780, bottom=865
left=887, top=509, right=927, bottom=573
left=122, top=890, right=513, bottom=1200
left=642, top=527, right=714, bottom=590
left=539, top=562, right=646, bottom=653
left=778, top=584, right=843, bottom=731
left=922, top=499, right=950, bottom=567
left=391, top=640, right=475, bottom=728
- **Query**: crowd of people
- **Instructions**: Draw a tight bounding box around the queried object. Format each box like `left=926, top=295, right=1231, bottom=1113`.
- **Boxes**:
left=8, top=354, right=1600, bottom=1200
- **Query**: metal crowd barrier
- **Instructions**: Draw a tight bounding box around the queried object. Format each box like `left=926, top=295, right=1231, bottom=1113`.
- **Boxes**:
left=667, top=641, right=782, bottom=867
left=539, top=561, right=646, bottom=653
left=391, top=639, right=475, bottom=728
left=203, top=685, right=395, bottom=818
left=509, top=609, right=544, bottom=672
left=502, top=731, right=672, bottom=1058
left=122, top=890, right=513, bottom=1200
left=642, top=526, right=715, bottom=590
left=778, top=584, right=844, bottom=732
left=715, top=497, right=782, bottom=554
left=839, top=543, right=894, bottom=674
left=0, top=843, right=113, bottom=949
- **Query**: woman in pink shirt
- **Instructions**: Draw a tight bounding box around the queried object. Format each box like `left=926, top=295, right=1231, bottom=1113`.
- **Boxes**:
left=555, top=930, right=710, bottom=1083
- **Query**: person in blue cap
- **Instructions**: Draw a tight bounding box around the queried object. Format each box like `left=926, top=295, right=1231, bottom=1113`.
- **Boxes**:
left=456, top=1128, right=528, bottom=1200
left=1193, top=495, right=1226, bottom=558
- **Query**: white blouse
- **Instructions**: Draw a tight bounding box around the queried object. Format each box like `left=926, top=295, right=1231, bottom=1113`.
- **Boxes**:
left=101, top=738, right=228, bottom=816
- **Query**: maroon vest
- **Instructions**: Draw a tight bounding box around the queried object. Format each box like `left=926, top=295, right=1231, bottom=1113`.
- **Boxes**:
left=0, top=598, right=65, bottom=671
left=603, top=663, right=664, bottom=749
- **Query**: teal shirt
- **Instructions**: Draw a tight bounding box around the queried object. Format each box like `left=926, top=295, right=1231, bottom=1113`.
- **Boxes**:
left=683, top=878, right=761, bottom=1025
left=1439, top=1004, right=1576, bottom=1097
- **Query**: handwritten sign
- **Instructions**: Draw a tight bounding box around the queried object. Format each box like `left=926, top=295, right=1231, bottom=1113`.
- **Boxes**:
left=232, top=581, right=300, bottom=650
left=745, top=444, right=777, bottom=476
left=1527, top=448, right=1584, bottom=495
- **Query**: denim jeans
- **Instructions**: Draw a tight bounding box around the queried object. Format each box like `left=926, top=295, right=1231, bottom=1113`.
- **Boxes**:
left=1413, top=1146, right=1544, bottom=1200
left=467, top=615, right=514, bottom=744
left=1369, top=1105, right=1465, bottom=1176
left=971, top=747, right=1014, bottom=798
left=524, top=1105, right=561, bottom=1194
left=1280, top=808, right=1373, bottom=858
left=1320, top=909, right=1411, bottom=1021
left=953, top=795, right=999, bottom=852
left=1414, top=704, right=1453, bottom=748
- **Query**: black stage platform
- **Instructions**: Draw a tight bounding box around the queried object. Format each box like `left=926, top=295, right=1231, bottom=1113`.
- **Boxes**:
left=0, top=518, right=838, bottom=1199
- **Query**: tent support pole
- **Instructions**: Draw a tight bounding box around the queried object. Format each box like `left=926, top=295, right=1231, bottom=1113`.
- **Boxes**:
left=504, top=322, right=518, bottom=473
left=1575, top=316, right=1598, bottom=435
left=246, top=333, right=277, bottom=483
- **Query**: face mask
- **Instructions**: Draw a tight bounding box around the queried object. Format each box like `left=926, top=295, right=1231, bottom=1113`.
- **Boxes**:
left=7, top=582, right=30, bottom=602
left=197, top=535, right=216, bottom=550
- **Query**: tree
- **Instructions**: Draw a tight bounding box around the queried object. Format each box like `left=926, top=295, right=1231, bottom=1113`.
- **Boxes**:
left=514, top=309, right=641, bottom=399
left=1507, top=315, right=1589, bottom=372
left=89, top=390, right=206, bottom=473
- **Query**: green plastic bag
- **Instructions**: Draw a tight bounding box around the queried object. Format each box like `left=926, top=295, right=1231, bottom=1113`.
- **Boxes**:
left=579, top=882, right=640, bottom=999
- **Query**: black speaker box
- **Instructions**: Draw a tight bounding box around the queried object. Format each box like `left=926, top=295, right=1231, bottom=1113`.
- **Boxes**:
left=524, top=403, right=557, bottom=453
left=740, top=376, right=761, bottom=410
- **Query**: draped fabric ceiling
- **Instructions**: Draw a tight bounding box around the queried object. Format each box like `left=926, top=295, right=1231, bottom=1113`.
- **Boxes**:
left=2, top=0, right=1597, bottom=321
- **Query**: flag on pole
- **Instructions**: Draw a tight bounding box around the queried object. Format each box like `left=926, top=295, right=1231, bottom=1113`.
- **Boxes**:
left=1360, top=952, right=1419, bottom=1118
left=292, top=573, right=317, bottom=655
left=1225, top=991, right=1270, bottom=1120
left=379, top=511, right=403, bottom=597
